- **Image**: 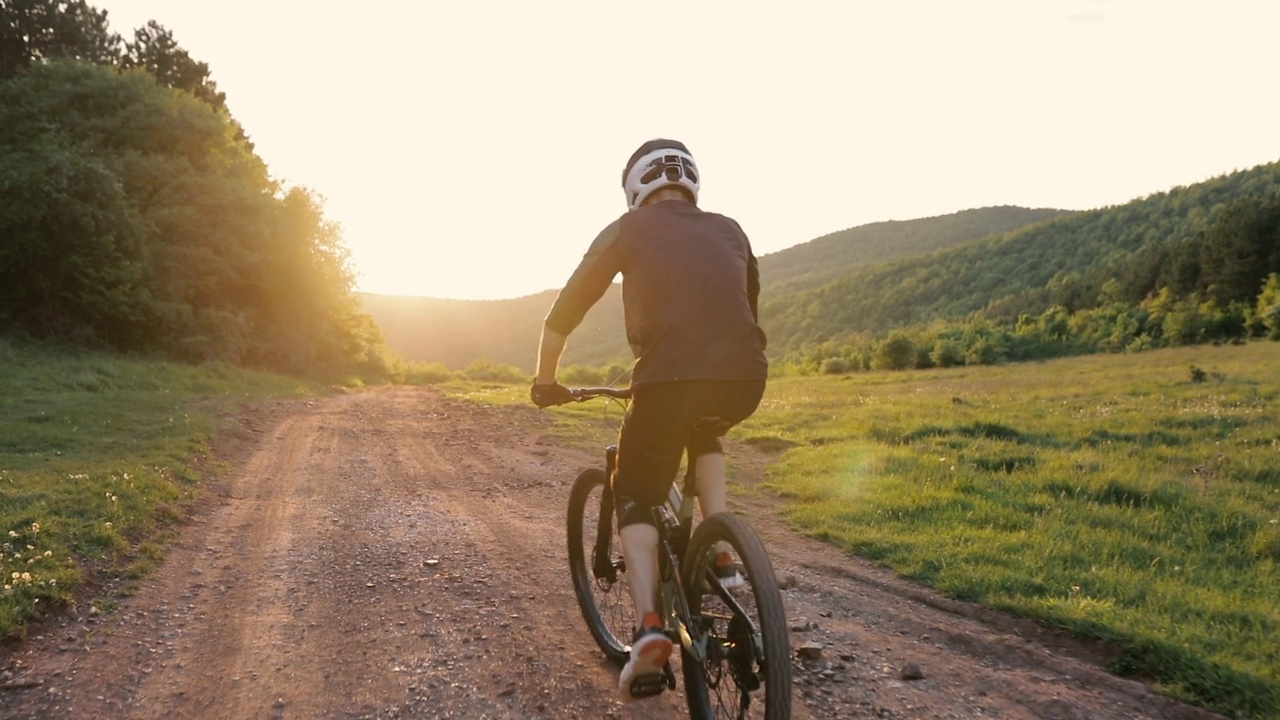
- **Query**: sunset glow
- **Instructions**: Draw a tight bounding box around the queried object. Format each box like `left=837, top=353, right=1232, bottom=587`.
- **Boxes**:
left=97, top=0, right=1280, bottom=300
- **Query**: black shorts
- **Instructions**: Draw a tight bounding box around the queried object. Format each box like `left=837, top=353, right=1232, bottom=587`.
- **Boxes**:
left=613, top=379, right=766, bottom=528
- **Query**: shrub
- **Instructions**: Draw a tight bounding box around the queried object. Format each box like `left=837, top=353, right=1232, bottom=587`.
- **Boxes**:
left=871, top=333, right=915, bottom=371
left=403, top=361, right=457, bottom=385
left=462, top=359, right=527, bottom=383
left=821, top=357, right=851, bottom=375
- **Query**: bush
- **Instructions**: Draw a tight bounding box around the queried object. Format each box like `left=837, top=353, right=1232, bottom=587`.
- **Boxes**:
left=402, top=361, right=457, bottom=385
left=929, top=339, right=964, bottom=368
left=462, top=359, right=526, bottom=383
left=821, top=357, right=851, bottom=375
left=871, top=333, right=916, bottom=371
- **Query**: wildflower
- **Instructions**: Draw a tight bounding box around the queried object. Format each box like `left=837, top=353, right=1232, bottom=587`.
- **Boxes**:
left=43, top=551, right=52, bottom=558
left=21, top=573, right=31, bottom=582
left=104, top=522, right=113, bottom=529
left=10, top=572, right=18, bottom=580
left=30, top=522, right=39, bottom=534
left=7, top=531, right=16, bottom=538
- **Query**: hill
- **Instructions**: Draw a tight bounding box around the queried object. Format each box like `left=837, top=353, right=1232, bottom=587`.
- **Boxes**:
left=361, top=288, right=626, bottom=372
left=759, top=206, right=1069, bottom=294
left=762, top=159, right=1280, bottom=358
left=366, top=206, right=1064, bottom=372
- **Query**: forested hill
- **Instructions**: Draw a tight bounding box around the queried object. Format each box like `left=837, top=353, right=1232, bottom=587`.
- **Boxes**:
left=763, top=159, right=1280, bottom=360
left=364, top=207, right=1064, bottom=372
left=760, top=206, right=1070, bottom=294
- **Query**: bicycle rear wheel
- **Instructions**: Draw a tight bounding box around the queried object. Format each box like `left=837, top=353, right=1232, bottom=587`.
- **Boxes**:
left=680, top=512, right=791, bottom=720
left=566, top=467, right=632, bottom=665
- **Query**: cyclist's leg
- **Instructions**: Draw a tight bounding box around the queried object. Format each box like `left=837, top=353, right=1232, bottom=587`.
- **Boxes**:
left=687, top=380, right=766, bottom=577
left=693, top=449, right=728, bottom=517
left=618, top=523, right=659, bottom=620
left=614, top=383, right=694, bottom=695
left=614, top=390, right=687, bottom=626
left=688, top=378, right=766, bottom=519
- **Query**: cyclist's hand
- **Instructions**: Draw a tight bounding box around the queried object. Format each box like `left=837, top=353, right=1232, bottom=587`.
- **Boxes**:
left=530, top=381, right=573, bottom=408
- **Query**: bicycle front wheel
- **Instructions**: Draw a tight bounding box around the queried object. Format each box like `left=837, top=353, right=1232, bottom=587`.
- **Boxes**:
left=681, top=512, right=791, bottom=720
left=566, top=467, right=632, bottom=665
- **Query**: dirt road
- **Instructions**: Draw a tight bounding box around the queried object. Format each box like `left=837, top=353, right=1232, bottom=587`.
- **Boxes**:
left=0, top=387, right=1226, bottom=719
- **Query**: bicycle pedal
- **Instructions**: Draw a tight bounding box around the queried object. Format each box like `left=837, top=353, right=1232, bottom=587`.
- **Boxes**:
left=628, top=671, right=667, bottom=698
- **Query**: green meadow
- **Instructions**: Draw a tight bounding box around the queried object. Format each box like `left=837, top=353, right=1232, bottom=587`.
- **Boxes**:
left=0, top=340, right=313, bottom=638
left=739, top=343, right=1279, bottom=719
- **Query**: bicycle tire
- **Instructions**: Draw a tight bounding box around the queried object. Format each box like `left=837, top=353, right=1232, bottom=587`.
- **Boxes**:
left=680, top=512, right=792, bottom=720
left=566, top=467, right=632, bottom=665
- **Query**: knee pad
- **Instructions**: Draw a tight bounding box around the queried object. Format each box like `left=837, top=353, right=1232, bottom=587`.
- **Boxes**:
left=614, top=493, right=657, bottom=529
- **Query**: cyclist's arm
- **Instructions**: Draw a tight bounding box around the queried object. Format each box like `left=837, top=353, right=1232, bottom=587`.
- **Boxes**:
left=537, top=220, right=623, bottom=383
left=535, top=326, right=568, bottom=384
left=748, top=250, right=760, bottom=324
left=543, top=220, right=622, bottom=338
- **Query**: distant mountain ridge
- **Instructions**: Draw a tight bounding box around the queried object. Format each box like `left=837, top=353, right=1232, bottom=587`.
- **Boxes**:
left=761, top=206, right=1069, bottom=294
left=363, top=206, right=1066, bottom=372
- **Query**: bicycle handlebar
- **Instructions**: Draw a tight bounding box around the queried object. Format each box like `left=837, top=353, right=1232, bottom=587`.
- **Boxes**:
left=568, top=386, right=633, bottom=402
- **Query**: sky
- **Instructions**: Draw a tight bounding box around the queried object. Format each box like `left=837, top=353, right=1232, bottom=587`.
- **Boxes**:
left=95, top=0, right=1280, bottom=301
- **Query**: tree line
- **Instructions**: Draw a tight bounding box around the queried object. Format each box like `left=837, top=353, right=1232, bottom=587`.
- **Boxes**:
left=0, top=1, right=391, bottom=377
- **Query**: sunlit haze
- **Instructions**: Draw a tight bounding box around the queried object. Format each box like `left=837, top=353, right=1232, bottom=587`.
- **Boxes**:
left=97, top=0, right=1280, bottom=300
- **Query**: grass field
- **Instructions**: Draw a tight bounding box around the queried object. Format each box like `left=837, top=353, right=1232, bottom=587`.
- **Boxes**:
left=736, top=343, right=1279, bottom=719
left=0, top=340, right=315, bottom=639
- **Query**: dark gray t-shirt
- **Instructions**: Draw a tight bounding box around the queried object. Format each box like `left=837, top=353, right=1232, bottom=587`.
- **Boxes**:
left=545, top=200, right=768, bottom=385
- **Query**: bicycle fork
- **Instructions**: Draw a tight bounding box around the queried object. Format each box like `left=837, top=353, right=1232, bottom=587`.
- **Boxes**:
left=590, top=446, right=621, bottom=583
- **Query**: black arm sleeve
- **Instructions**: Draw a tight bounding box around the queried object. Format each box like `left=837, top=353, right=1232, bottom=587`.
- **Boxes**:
left=747, top=251, right=760, bottom=323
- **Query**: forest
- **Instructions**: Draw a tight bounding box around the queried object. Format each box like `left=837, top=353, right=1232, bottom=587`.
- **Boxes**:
left=0, top=0, right=392, bottom=377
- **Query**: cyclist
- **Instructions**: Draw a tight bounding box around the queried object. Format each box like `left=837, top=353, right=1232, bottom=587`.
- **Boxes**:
left=531, top=139, right=768, bottom=698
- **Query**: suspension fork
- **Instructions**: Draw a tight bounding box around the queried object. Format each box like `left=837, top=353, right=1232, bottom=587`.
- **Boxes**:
left=592, top=445, right=619, bottom=582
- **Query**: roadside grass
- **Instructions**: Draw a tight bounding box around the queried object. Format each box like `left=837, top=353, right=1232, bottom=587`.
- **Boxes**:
left=739, top=343, right=1279, bottom=719
left=0, top=340, right=314, bottom=639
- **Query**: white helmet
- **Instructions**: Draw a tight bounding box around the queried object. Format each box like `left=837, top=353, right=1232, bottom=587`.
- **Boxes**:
left=621, top=139, right=699, bottom=210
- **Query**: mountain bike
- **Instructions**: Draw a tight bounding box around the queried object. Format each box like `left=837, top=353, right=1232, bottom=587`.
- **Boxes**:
left=560, top=386, right=791, bottom=719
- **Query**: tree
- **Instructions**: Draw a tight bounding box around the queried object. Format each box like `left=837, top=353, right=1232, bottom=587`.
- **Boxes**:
left=120, top=20, right=225, bottom=113
left=871, top=332, right=915, bottom=371
left=0, top=60, right=377, bottom=375
left=0, top=135, right=150, bottom=345
left=0, top=0, right=119, bottom=79
left=1255, top=273, right=1280, bottom=340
